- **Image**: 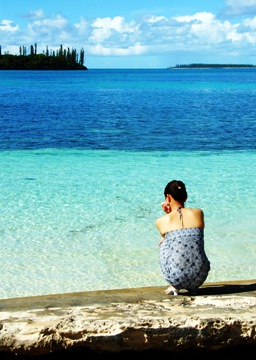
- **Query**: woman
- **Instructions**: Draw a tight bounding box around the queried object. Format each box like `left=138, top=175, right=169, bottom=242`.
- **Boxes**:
left=156, top=180, right=210, bottom=295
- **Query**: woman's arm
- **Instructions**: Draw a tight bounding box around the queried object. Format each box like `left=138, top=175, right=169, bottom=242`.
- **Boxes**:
left=155, top=216, right=166, bottom=246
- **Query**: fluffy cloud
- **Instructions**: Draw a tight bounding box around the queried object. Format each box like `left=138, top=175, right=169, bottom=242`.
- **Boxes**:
left=174, top=12, right=235, bottom=44
left=0, top=19, right=19, bottom=33
left=28, top=15, right=70, bottom=32
left=243, top=16, right=256, bottom=29
left=89, top=16, right=137, bottom=44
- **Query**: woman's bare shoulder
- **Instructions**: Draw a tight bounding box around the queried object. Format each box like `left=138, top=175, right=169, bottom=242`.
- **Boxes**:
left=185, top=208, right=204, bottom=220
left=155, top=213, right=171, bottom=232
left=156, top=213, right=169, bottom=225
left=185, top=208, right=204, bottom=227
left=186, top=207, right=203, bottom=213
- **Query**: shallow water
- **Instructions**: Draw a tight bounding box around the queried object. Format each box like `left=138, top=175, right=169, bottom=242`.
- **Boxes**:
left=1, top=149, right=255, bottom=299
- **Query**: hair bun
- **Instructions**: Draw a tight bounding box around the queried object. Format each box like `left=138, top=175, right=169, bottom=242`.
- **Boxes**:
left=164, top=180, right=187, bottom=203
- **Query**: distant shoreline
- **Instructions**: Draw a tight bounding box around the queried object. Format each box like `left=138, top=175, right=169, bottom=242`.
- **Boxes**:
left=169, top=63, right=256, bottom=69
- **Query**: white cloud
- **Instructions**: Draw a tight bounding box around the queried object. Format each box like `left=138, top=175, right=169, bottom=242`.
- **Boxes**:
left=74, top=17, right=89, bottom=35
left=88, top=43, right=147, bottom=56
left=0, top=19, right=19, bottom=33
left=22, top=9, right=45, bottom=20
left=92, top=16, right=136, bottom=33
left=87, top=16, right=139, bottom=54
left=175, top=12, right=236, bottom=44
left=226, top=0, right=256, bottom=6
left=243, top=15, right=256, bottom=29
left=175, top=11, right=215, bottom=23
left=28, top=15, right=69, bottom=31
left=90, top=16, right=137, bottom=43
left=172, top=12, right=241, bottom=48
left=26, top=14, right=72, bottom=45
left=147, top=16, right=166, bottom=24
left=226, top=29, right=242, bottom=41
left=225, top=0, right=256, bottom=15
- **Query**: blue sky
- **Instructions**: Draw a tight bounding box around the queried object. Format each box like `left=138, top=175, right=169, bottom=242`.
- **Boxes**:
left=1, top=0, right=256, bottom=68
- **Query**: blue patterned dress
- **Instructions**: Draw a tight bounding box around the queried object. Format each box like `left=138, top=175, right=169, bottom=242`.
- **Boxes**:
left=159, top=209, right=210, bottom=292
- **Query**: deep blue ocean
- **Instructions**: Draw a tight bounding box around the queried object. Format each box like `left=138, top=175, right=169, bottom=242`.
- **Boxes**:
left=1, top=68, right=256, bottom=151
left=0, top=69, right=255, bottom=299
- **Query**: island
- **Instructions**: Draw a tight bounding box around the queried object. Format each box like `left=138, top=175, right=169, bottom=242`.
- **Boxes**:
left=0, top=44, right=88, bottom=70
left=169, top=63, right=256, bottom=69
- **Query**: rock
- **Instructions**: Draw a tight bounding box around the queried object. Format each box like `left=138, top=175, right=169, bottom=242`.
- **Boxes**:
left=0, top=280, right=255, bottom=358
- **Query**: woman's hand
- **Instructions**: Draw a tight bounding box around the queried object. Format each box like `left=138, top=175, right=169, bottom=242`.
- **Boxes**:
left=161, top=201, right=171, bottom=213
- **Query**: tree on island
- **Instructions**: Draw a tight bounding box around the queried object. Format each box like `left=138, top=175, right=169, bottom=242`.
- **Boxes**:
left=0, top=44, right=88, bottom=70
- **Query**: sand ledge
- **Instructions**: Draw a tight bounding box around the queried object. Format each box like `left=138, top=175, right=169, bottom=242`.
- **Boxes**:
left=0, top=279, right=255, bottom=358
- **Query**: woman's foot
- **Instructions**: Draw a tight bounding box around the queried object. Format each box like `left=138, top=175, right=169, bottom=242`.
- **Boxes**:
left=165, top=286, right=179, bottom=296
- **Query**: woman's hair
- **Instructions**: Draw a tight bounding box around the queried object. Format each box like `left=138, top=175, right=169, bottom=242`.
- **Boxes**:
left=164, top=180, right=187, bottom=203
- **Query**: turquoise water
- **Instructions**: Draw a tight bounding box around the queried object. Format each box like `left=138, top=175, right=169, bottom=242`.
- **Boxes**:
left=0, top=69, right=255, bottom=299
left=1, top=149, right=255, bottom=299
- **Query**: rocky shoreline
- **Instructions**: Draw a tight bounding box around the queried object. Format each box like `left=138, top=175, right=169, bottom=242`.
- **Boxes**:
left=0, top=280, right=255, bottom=359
